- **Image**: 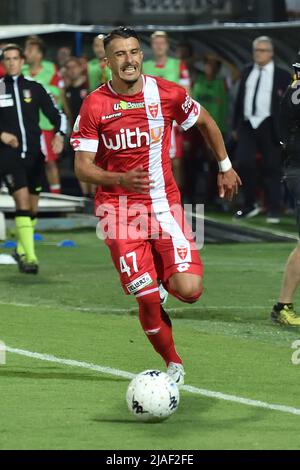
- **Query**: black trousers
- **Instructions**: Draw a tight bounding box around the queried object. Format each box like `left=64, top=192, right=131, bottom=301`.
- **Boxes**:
left=284, top=166, right=300, bottom=236
left=236, top=118, right=282, bottom=215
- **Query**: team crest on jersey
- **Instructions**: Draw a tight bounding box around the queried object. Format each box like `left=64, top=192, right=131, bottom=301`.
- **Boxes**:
left=176, top=246, right=188, bottom=261
left=148, top=103, right=159, bottom=119
left=23, top=89, right=32, bottom=103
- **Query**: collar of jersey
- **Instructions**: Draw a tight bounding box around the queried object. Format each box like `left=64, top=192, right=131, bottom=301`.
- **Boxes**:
left=107, top=74, right=145, bottom=98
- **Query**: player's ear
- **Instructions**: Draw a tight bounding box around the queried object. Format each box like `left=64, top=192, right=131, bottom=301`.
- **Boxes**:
left=104, top=56, right=111, bottom=71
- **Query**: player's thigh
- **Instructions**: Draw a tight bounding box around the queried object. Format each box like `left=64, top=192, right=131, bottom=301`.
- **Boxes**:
left=105, top=237, right=158, bottom=296
left=285, top=167, right=300, bottom=236
left=151, top=208, right=203, bottom=285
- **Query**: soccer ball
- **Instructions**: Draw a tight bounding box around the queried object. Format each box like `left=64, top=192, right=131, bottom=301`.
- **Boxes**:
left=126, top=370, right=180, bottom=422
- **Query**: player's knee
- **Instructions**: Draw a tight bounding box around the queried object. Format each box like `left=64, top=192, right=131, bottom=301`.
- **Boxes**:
left=174, top=280, right=203, bottom=304
left=178, top=287, right=203, bottom=303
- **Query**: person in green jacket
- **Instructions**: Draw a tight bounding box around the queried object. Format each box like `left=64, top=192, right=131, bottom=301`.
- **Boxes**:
left=192, top=54, right=229, bottom=135
left=23, top=35, right=69, bottom=194
left=143, top=31, right=191, bottom=190
left=87, top=34, right=111, bottom=92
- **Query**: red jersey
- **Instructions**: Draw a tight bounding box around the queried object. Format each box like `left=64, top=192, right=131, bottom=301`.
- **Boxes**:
left=71, top=75, right=200, bottom=211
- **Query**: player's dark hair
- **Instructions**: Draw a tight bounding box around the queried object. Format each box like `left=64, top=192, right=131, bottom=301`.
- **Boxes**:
left=25, top=35, right=46, bottom=55
left=1, top=43, right=25, bottom=59
left=104, top=27, right=140, bottom=51
left=65, top=56, right=82, bottom=67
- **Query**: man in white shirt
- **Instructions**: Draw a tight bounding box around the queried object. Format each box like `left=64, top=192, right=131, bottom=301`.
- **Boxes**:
left=233, top=36, right=290, bottom=222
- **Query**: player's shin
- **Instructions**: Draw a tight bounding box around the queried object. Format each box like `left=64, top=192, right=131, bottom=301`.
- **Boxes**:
left=15, top=210, right=37, bottom=263
left=136, top=289, right=182, bottom=366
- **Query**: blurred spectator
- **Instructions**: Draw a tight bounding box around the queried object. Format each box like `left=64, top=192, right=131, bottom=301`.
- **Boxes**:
left=65, top=57, right=92, bottom=198
left=87, top=34, right=111, bottom=92
left=233, top=36, right=291, bottom=223
left=65, top=57, right=88, bottom=125
left=23, top=35, right=71, bottom=194
left=56, top=46, right=72, bottom=84
left=193, top=54, right=229, bottom=135
left=175, top=41, right=198, bottom=86
left=0, top=43, right=8, bottom=78
left=143, top=31, right=191, bottom=191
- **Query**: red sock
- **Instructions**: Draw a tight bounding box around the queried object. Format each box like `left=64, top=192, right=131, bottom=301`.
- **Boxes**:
left=137, top=291, right=182, bottom=366
left=50, top=185, right=61, bottom=194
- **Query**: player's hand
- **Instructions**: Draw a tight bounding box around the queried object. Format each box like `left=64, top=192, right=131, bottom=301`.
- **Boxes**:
left=52, top=134, right=64, bottom=155
left=218, top=168, right=242, bottom=201
left=0, top=132, right=19, bottom=148
left=120, top=168, right=154, bottom=194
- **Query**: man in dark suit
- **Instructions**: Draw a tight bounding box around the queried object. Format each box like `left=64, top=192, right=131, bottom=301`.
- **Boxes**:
left=233, top=36, right=291, bottom=223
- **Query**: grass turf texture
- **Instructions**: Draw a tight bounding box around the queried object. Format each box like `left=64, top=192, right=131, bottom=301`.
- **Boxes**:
left=1, top=230, right=300, bottom=450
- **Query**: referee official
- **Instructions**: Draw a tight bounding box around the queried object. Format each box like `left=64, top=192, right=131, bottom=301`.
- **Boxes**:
left=0, top=44, right=66, bottom=274
left=270, top=53, right=300, bottom=325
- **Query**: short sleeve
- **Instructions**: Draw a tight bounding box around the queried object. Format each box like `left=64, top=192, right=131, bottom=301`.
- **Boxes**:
left=70, top=95, right=100, bottom=152
left=171, top=85, right=201, bottom=131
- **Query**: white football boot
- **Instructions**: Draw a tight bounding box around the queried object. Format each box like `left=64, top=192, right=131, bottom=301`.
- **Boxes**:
left=158, top=282, right=168, bottom=305
left=167, top=362, right=185, bottom=388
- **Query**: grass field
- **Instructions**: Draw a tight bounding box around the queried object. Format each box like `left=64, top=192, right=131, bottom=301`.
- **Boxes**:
left=1, top=229, right=300, bottom=450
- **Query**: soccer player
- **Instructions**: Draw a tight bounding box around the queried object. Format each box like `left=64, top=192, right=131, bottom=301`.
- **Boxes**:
left=71, top=27, right=241, bottom=385
left=87, top=34, right=111, bottom=92
left=0, top=44, right=65, bottom=273
left=270, top=54, right=300, bottom=326
left=143, top=31, right=191, bottom=189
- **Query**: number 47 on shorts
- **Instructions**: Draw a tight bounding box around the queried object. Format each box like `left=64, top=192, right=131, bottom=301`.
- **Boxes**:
left=120, top=252, right=138, bottom=277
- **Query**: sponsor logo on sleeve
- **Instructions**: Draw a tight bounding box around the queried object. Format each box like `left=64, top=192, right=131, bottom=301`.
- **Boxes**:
left=181, top=94, right=193, bottom=114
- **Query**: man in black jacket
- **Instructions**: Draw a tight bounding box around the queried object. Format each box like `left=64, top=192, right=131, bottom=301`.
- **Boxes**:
left=0, top=44, right=66, bottom=273
left=233, top=36, right=290, bottom=223
left=270, top=53, right=300, bottom=326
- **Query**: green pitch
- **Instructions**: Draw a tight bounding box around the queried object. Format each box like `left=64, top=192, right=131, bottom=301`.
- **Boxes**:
left=1, top=230, right=300, bottom=450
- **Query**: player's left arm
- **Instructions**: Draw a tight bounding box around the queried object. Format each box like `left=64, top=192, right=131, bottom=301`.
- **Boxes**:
left=196, top=106, right=242, bottom=200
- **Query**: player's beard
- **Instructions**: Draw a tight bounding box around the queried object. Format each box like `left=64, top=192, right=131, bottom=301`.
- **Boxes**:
left=119, top=63, right=140, bottom=85
left=122, top=77, right=139, bottom=85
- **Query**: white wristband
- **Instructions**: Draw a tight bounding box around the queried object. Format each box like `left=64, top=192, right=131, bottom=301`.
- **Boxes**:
left=218, top=157, right=232, bottom=173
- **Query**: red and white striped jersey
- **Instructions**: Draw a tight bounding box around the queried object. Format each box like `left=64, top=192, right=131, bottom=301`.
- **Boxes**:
left=71, top=75, right=201, bottom=211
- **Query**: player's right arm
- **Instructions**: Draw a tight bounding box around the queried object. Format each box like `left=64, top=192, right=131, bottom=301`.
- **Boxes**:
left=75, top=151, right=152, bottom=193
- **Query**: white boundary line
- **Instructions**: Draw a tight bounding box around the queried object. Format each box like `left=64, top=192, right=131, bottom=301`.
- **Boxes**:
left=0, top=300, right=267, bottom=313
left=6, top=346, right=300, bottom=417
